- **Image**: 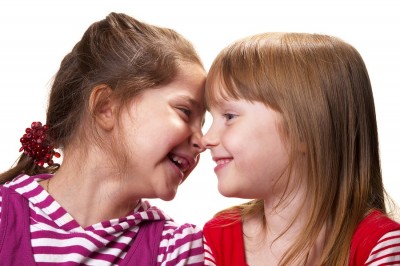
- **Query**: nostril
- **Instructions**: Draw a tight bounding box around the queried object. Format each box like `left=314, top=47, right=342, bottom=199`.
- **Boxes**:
left=193, top=142, right=206, bottom=153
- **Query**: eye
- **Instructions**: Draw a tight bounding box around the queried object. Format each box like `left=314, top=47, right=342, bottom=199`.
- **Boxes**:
left=178, top=107, right=192, bottom=118
left=223, top=113, right=237, bottom=121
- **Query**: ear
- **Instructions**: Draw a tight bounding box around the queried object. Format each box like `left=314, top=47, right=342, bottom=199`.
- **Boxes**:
left=89, top=84, right=116, bottom=131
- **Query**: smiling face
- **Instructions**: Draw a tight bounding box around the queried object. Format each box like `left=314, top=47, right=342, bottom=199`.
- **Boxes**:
left=202, top=93, right=291, bottom=200
left=116, top=63, right=206, bottom=200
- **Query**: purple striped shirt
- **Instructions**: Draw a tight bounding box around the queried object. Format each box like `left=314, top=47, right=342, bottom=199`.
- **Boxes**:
left=0, top=174, right=205, bottom=265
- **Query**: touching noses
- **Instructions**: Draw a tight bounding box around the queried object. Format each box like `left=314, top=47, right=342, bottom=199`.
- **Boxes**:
left=201, top=124, right=218, bottom=149
left=191, top=128, right=206, bottom=153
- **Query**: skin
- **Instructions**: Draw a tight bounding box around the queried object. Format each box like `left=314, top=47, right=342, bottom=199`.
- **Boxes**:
left=202, top=97, right=290, bottom=202
left=40, top=63, right=206, bottom=228
left=202, top=92, right=325, bottom=265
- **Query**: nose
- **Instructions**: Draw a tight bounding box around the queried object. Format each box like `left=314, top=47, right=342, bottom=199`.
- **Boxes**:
left=191, top=130, right=206, bottom=153
left=201, top=125, right=219, bottom=149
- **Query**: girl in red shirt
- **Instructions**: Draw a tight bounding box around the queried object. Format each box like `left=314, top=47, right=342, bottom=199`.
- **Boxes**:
left=202, top=32, right=400, bottom=265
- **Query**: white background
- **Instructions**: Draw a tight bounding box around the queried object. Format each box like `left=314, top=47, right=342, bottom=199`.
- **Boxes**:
left=0, top=0, right=399, bottom=227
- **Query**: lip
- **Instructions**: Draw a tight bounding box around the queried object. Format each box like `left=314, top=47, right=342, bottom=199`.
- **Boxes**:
left=212, top=156, right=233, bottom=172
left=168, top=158, right=184, bottom=182
left=167, top=152, right=197, bottom=182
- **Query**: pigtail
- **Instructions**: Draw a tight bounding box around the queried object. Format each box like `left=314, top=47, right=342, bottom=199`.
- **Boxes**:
left=0, top=122, right=60, bottom=184
left=0, top=154, right=59, bottom=184
left=0, top=154, right=33, bottom=183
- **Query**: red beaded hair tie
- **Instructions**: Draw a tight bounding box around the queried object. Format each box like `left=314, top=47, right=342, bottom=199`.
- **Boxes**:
left=19, top=121, right=61, bottom=167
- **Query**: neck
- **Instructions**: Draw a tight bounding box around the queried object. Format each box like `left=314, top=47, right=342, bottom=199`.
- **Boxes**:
left=243, top=180, right=325, bottom=265
left=45, top=147, right=140, bottom=228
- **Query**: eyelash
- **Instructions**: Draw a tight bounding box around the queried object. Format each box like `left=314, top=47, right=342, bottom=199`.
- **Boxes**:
left=178, top=107, right=192, bottom=118
left=223, top=113, right=237, bottom=121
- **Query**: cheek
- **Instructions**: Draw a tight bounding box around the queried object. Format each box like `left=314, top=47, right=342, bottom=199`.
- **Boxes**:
left=230, top=127, right=289, bottom=178
left=220, top=127, right=247, bottom=152
left=164, top=121, right=190, bottom=143
left=222, top=124, right=264, bottom=156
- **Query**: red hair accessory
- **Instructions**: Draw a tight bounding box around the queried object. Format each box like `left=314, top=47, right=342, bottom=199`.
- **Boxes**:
left=19, top=121, right=61, bottom=167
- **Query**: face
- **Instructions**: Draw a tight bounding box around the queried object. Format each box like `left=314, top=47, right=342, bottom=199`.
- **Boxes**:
left=118, top=63, right=206, bottom=201
left=202, top=92, right=291, bottom=200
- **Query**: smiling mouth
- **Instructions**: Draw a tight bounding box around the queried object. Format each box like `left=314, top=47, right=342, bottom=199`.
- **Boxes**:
left=216, top=159, right=231, bottom=165
left=168, top=153, right=191, bottom=173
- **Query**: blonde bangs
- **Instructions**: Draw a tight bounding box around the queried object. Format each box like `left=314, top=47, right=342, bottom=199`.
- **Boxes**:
left=204, top=32, right=385, bottom=265
left=205, top=53, right=246, bottom=109
left=205, top=34, right=287, bottom=113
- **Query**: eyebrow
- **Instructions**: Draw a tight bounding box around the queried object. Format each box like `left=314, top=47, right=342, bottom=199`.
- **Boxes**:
left=176, top=95, right=205, bottom=112
left=176, top=95, right=206, bottom=126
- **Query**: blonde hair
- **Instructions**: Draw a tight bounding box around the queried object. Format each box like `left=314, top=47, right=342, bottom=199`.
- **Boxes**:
left=206, top=32, right=386, bottom=265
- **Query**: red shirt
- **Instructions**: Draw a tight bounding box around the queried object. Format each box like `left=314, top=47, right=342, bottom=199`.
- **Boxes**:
left=349, top=210, right=400, bottom=265
left=203, top=210, right=400, bottom=265
left=203, top=212, right=247, bottom=266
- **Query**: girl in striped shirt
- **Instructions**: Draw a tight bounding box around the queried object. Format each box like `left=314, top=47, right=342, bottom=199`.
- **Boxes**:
left=201, top=32, right=400, bottom=265
left=0, top=12, right=207, bottom=265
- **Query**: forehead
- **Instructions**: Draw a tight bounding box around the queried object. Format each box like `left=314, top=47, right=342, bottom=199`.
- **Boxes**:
left=175, top=94, right=206, bottom=113
left=166, top=63, right=207, bottom=114
left=205, top=76, right=241, bottom=109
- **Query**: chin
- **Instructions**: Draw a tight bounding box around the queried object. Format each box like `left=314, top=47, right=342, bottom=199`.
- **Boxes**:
left=218, top=186, right=238, bottom=198
left=158, top=189, right=178, bottom=201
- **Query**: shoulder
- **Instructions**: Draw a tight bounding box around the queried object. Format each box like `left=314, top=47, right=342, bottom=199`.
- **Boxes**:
left=157, top=221, right=204, bottom=265
left=203, top=211, right=243, bottom=246
left=365, top=229, right=400, bottom=265
left=203, top=210, right=246, bottom=266
left=161, top=220, right=203, bottom=241
left=203, top=209, right=242, bottom=233
left=352, top=210, right=400, bottom=240
left=350, top=210, right=400, bottom=265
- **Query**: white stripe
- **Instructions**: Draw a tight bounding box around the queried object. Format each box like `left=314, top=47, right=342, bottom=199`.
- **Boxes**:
left=109, top=217, right=123, bottom=227
left=15, top=180, right=38, bottom=195
left=91, top=220, right=139, bottom=234
left=8, top=174, right=30, bottom=186
left=30, top=222, right=106, bottom=245
left=160, top=225, right=201, bottom=247
left=30, top=220, right=70, bottom=234
left=188, top=254, right=208, bottom=264
left=30, top=213, right=139, bottom=246
left=366, top=246, right=400, bottom=263
left=31, top=236, right=127, bottom=258
left=34, top=202, right=81, bottom=231
left=378, top=230, right=400, bottom=241
left=116, top=221, right=131, bottom=230
left=29, top=189, right=49, bottom=204
left=91, top=222, right=107, bottom=230
left=56, top=212, right=77, bottom=227
left=34, top=253, right=120, bottom=265
left=366, top=230, right=400, bottom=264
left=159, top=238, right=203, bottom=266
left=32, top=236, right=100, bottom=249
left=205, top=259, right=217, bottom=266
left=149, top=210, right=162, bottom=220
left=204, top=241, right=214, bottom=255
left=42, top=200, right=62, bottom=214
left=369, top=231, right=400, bottom=255
left=141, top=212, right=149, bottom=219
left=367, top=253, right=400, bottom=266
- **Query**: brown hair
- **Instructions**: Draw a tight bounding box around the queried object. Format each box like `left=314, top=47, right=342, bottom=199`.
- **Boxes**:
left=206, top=32, right=386, bottom=265
left=1, top=12, right=203, bottom=183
